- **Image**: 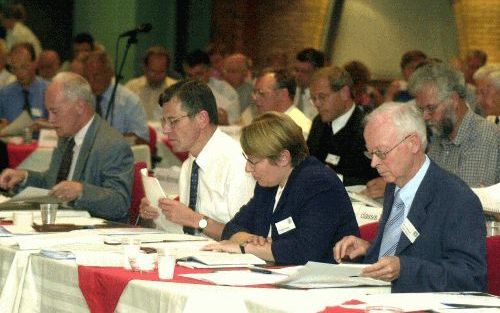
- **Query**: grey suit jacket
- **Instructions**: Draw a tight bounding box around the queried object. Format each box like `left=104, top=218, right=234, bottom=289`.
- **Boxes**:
left=26, top=115, right=133, bottom=222
left=365, top=161, right=487, bottom=293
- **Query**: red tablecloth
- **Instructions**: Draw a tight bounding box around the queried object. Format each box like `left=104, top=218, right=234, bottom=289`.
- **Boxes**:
left=78, top=265, right=274, bottom=313
left=7, top=141, right=38, bottom=168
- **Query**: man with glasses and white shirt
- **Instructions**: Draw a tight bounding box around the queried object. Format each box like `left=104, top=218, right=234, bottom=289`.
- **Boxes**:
left=139, top=80, right=254, bottom=239
left=334, top=102, right=486, bottom=293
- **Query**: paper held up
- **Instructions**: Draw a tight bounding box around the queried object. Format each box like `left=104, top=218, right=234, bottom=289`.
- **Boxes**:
left=141, top=168, right=183, bottom=234
left=472, top=182, right=500, bottom=213
left=0, top=110, right=33, bottom=136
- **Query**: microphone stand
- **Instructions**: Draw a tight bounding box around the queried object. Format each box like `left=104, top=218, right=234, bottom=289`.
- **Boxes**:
left=105, top=33, right=139, bottom=124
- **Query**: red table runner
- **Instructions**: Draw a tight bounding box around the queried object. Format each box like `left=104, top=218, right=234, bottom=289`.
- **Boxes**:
left=78, top=265, right=274, bottom=313
left=7, top=141, right=38, bottom=168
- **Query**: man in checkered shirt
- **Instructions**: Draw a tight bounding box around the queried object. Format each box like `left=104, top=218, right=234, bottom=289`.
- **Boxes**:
left=409, top=63, right=500, bottom=187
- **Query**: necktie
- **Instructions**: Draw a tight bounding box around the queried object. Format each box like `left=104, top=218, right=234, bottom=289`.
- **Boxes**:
left=495, top=116, right=499, bottom=125
left=56, top=138, right=75, bottom=183
left=296, top=88, right=305, bottom=111
left=184, top=161, right=199, bottom=234
left=379, top=190, right=406, bottom=258
left=22, top=89, right=32, bottom=117
left=95, top=95, right=103, bottom=116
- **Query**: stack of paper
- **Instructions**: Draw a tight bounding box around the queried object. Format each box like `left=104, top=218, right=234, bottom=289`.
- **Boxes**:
left=472, top=183, right=500, bottom=213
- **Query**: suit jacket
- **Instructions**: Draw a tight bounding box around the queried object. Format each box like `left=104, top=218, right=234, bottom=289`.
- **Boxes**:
left=222, top=157, right=359, bottom=265
left=307, top=106, right=378, bottom=186
left=364, top=161, right=487, bottom=293
left=26, top=115, right=134, bottom=222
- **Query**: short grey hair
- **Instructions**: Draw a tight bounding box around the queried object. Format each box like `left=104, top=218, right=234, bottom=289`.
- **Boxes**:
left=408, top=63, right=466, bottom=101
left=365, top=101, right=427, bottom=150
left=488, top=71, right=500, bottom=89
left=51, top=72, right=94, bottom=108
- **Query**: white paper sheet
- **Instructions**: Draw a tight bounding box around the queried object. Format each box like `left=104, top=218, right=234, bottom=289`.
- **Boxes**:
left=178, top=251, right=266, bottom=266
left=8, top=186, right=62, bottom=204
left=472, top=183, right=500, bottom=213
left=0, top=110, right=33, bottom=136
left=180, top=270, right=285, bottom=286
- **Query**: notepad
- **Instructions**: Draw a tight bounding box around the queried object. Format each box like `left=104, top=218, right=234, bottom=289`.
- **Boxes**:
left=178, top=252, right=266, bottom=266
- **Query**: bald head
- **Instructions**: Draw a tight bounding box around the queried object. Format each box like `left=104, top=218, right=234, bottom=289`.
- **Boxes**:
left=223, top=53, right=250, bottom=88
left=38, top=50, right=61, bottom=80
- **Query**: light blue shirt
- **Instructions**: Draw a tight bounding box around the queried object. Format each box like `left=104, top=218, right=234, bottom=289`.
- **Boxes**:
left=0, top=77, right=48, bottom=121
left=97, top=83, right=149, bottom=141
left=394, top=155, right=431, bottom=220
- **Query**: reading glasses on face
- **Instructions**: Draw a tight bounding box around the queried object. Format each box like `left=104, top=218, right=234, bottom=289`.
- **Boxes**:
left=160, top=115, right=189, bottom=128
left=242, top=152, right=264, bottom=167
left=364, top=134, right=413, bottom=160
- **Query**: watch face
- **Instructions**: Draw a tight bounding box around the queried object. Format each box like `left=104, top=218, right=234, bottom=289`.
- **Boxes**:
left=198, top=218, right=208, bottom=229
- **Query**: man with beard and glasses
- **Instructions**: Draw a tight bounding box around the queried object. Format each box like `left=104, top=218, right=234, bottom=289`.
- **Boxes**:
left=408, top=63, right=499, bottom=187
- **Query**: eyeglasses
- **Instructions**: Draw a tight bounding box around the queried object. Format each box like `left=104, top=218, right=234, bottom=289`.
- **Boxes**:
left=310, top=92, right=334, bottom=104
left=364, top=134, right=413, bottom=160
left=252, top=88, right=276, bottom=98
left=417, top=98, right=448, bottom=115
left=242, top=152, right=264, bottom=167
left=160, top=115, right=190, bottom=128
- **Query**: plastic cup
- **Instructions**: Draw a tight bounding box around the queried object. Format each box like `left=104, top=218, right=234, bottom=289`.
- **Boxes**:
left=40, top=204, right=58, bottom=224
left=13, top=211, right=34, bottom=227
left=122, top=238, right=141, bottom=270
left=158, top=248, right=176, bottom=279
left=486, top=221, right=500, bottom=237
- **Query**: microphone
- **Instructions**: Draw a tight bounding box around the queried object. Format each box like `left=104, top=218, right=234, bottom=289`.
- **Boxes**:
left=119, top=23, right=152, bottom=37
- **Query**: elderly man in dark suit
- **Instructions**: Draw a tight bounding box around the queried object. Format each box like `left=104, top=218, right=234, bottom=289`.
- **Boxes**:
left=0, top=72, right=133, bottom=222
left=334, top=101, right=486, bottom=293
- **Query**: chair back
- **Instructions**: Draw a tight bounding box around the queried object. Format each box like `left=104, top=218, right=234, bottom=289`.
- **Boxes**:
left=359, top=222, right=379, bottom=242
left=129, top=161, right=148, bottom=225
left=486, top=235, right=500, bottom=295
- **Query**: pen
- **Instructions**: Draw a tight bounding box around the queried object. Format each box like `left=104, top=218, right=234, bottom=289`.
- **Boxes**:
left=249, top=268, right=273, bottom=274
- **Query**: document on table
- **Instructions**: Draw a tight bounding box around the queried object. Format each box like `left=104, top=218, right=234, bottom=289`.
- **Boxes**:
left=2, top=186, right=62, bottom=205
left=0, top=110, right=33, bottom=136
left=346, top=185, right=383, bottom=208
left=472, top=183, right=500, bottom=213
left=180, top=270, right=287, bottom=286
left=278, top=262, right=390, bottom=288
left=178, top=251, right=266, bottom=266
left=141, top=168, right=183, bottom=234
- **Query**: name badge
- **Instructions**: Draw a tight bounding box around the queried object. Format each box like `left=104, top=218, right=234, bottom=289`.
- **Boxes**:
left=31, top=108, right=42, bottom=118
left=275, top=216, right=296, bottom=235
left=401, top=218, right=419, bottom=243
left=325, top=153, right=340, bottom=166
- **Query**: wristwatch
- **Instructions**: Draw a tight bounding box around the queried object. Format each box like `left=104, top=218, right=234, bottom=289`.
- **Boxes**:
left=197, top=216, right=208, bottom=232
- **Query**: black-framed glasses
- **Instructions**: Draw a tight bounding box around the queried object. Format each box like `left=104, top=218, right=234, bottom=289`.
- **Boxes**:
left=160, top=115, right=190, bottom=128
left=364, top=134, right=413, bottom=160
left=242, top=152, right=264, bottom=167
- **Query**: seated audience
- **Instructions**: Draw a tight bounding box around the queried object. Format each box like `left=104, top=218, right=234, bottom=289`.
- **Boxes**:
left=0, top=43, right=48, bottom=131
left=0, top=72, right=133, bottom=222
left=307, top=66, right=379, bottom=185
left=293, top=48, right=326, bottom=119
left=184, top=49, right=240, bottom=124
left=84, top=50, right=149, bottom=144
left=334, top=102, right=486, bottom=293
left=343, top=60, right=382, bottom=113
left=204, top=112, right=359, bottom=265
left=37, top=50, right=61, bottom=81
left=244, top=69, right=311, bottom=138
left=139, top=80, right=255, bottom=239
left=125, top=46, right=177, bottom=120
left=464, top=49, right=488, bottom=86
left=409, top=63, right=499, bottom=186
left=384, top=50, right=427, bottom=103
left=0, top=4, right=41, bottom=56
left=0, top=39, right=15, bottom=88
left=222, top=53, right=253, bottom=113
left=474, top=64, right=500, bottom=124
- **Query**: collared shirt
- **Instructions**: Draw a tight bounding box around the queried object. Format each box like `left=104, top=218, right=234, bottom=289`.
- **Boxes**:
left=284, top=105, right=312, bottom=139
left=68, top=116, right=95, bottom=180
left=155, top=128, right=255, bottom=232
left=331, top=104, right=355, bottom=135
left=293, top=87, right=317, bottom=120
left=124, top=75, right=177, bottom=120
left=97, top=83, right=149, bottom=141
left=428, top=109, right=500, bottom=187
left=394, top=155, right=431, bottom=220
left=0, top=77, right=48, bottom=121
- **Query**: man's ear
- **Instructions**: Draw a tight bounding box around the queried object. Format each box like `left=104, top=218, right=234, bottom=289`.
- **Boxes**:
left=195, top=110, right=210, bottom=128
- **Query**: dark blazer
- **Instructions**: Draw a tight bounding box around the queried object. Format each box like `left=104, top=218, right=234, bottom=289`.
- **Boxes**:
left=222, top=156, right=359, bottom=265
left=364, top=161, right=487, bottom=293
left=307, top=105, right=378, bottom=186
left=26, top=115, right=134, bottom=222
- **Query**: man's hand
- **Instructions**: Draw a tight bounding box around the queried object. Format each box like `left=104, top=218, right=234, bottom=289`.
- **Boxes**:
left=0, top=169, right=27, bottom=189
left=159, top=198, right=197, bottom=227
left=333, top=235, right=371, bottom=263
left=202, top=240, right=241, bottom=254
left=139, top=197, right=160, bottom=220
left=361, top=256, right=400, bottom=282
left=50, top=181, right=83, bottom=202
left=362, top=177, right=387, bottom=199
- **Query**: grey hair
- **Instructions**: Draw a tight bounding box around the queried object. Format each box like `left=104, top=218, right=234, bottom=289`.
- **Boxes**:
left=473, top=64, right=500, bottom=82
left=408, top=63, right=466, bottom=100
left=51, top=72, right=94, bottom=108
left=488, top=71, right=500, bottom=89
left=365, top=101, right=427, bottom=150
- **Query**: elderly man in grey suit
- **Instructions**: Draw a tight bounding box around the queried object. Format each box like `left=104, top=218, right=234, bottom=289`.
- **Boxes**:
left=0, top=72, right=133, bottom=222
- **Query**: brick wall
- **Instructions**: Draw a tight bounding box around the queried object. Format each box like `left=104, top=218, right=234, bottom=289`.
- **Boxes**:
left=453, top=0, right=500, bottom=63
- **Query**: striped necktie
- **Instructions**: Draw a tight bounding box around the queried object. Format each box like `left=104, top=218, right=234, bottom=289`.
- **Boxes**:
left=183, top=161, right=199, bottom=234
left=379, top=190, right=406, bottom=258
